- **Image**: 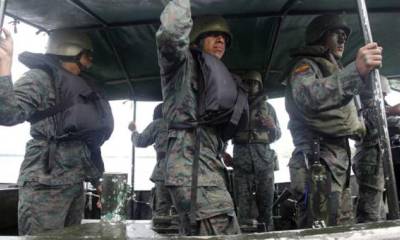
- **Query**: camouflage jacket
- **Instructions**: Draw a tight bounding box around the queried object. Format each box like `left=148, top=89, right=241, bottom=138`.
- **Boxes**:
left=156, top=0, right=226, bottom=187
left=234, top=99, right=281, bottom=144
left=285, top=46, right=365, bottom=147
left=132, top=119, right=168, bottom=182
left=0, top=66, right=100, bottom=186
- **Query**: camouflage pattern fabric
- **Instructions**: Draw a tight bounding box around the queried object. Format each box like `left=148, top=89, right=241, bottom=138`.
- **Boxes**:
left=352, top=87, right=386, bottom=223
left=353, top=146, right=384, bottom=223
left=131, top=119, right=173, bottom=217
left=156, top=0, right=240, bottom=235
left=18, top=182, right=84, bottom=235
left=233, top=101, right=281, bottom=229
left=132, top=119, right=168, bottom=182
left=168, top=186, right=239, bottom=235
left=0, top=68, right=100, bottom=235
left=285, top=46, right=364, bottom=228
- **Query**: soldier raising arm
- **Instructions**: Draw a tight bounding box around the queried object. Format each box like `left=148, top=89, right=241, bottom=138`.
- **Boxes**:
left=0, top=29, right=112, bottom=235
left=156, top=0, right=241, bottom=236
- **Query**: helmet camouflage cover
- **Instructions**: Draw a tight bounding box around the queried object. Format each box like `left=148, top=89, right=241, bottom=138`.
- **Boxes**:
left=306, top=14, right=351, bottom=45
left=46, top=30, right=93, bottom=57
left=190, top=16, right=233, bottom=48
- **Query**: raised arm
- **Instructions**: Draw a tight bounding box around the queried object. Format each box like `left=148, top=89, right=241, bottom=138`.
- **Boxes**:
left=156, top=0, right=192, bottom=74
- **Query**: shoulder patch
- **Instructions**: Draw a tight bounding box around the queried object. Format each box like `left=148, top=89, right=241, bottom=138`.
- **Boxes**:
left=293, top=64, right=310, bottom=75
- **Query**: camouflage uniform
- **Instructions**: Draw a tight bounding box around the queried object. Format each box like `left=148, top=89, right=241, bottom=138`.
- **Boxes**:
left=131, top=119, right=174, bottom=218
left=352, top=81, right=385, bottom=223
left=233, top=100, right=281, bottom=229
left=285, top=46, right=365, bottom=228
left=0, top=68, right=101, bottom=235
left=156, top=0, right=240, bottom=235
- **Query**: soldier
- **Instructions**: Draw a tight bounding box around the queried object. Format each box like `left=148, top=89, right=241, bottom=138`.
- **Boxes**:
left=353, top=76, right=392, bottom=223
left=128, top=103, right=176, bottom=229
left=156, top=0, right=243, bottom=235
left=233, top=71, right=281, bottom=231
left=0, top=29, right=113, bottom=235
left=284, top=14, right=383, bottom=228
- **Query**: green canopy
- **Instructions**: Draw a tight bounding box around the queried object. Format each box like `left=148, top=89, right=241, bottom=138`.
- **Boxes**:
left=5, top=0, right=400, bottom=100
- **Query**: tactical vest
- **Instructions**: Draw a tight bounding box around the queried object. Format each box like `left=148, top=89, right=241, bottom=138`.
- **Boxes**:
left=191, top=48, right=249, bottom=141
left=19, top=52, right=114, bottom=173
left=233, top=96, right=271, bottom=144
left=286, top=56, right=365, bottom=138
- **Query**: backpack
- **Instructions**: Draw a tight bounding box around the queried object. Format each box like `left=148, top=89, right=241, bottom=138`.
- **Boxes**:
left=192, top=48, right=249, bottom=141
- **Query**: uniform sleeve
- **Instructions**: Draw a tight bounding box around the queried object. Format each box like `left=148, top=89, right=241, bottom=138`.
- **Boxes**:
left=0, top=71, right=45, bottom=126
left=267, top=102, right=281, bottom=142
left=289, top=59, right=363, bottom=112
left=131, top=120, right=159, bottom=148
left=156, top=0, right=192, bottom=76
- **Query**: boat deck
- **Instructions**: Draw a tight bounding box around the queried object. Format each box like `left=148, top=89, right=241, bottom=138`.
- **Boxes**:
left=2, top=219, right=400, bottom=239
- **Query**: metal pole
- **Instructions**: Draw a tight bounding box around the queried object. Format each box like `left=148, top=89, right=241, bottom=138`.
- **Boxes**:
left=0, top=0, right=8, bottom=28
left=131, top=100, right=136, bottom=219
left=356, top=0, right=399, bottom=219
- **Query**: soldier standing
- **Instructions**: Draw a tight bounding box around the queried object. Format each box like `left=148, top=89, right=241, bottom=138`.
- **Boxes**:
left=233, top=71, right=281, bottom=231
left=285, top=14, right=383, bottom=228
left=128, top=103, right=176, bottom=229
left=156, top=0, right=243, bottom=236
left=0, top=29, right=113, bottom=235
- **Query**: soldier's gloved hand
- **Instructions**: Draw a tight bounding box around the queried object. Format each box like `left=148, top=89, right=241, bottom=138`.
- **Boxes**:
left=222, top=152, right=233, bottom=167
left=260, top=116, right=275, bottom=129
left=128, top=121, right=137, bottom=131
left=356, top=42, right=383, bottom=79
left=0, top=28, right=13, bottom=76
left=387, top=103, right=400, bottom=116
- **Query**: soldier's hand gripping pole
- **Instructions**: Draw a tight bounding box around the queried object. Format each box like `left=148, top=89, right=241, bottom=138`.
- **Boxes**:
left=356, top=0, right=400, bottom=219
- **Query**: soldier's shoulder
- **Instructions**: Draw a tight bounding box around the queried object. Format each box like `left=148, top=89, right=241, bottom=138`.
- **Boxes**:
left=292, top=58, right=318, bottom=75
left=18, top=69, right=52, bottom=85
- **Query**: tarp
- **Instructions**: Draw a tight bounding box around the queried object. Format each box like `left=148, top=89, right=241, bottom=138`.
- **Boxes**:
left=5, top=0, right=400, bottom=100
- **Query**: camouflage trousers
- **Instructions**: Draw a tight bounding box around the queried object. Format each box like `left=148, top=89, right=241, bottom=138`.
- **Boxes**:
left=18, top=182, right=84, bottom=235
left=233, top=144, right=275, bottom=229
left=352, top=145, right=385, bottom=223
left=152, top=181, right=174, bottom=217
left=167, top=186, right=241, bottom=236
left=289, top=142, right=353, bottom=229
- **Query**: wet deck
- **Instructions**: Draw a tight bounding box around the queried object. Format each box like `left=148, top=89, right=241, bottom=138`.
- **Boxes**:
left=2, top=219, right=400, bottom=239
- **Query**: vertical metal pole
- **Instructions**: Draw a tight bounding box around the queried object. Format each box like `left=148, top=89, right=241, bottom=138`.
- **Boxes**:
left=130, top=100, right=137, bottom=219
left=0, top=0, right=8, bottom=28
left=356, top=0, right=399, bottom=219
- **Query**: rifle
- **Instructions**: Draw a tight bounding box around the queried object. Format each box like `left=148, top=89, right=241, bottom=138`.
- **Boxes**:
left=356, top=0, right=400, bottom=219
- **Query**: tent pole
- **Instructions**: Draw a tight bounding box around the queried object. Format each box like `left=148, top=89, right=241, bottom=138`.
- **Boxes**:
left=0, top=0, right=7, bottom=28
left=264, top=0, right=300, bottom=88
left=356, top=0, right=399, bottom=220
left=131, top=100, right=137, bottom=219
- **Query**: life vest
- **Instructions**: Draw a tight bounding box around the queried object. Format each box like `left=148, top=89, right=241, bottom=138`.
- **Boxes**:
left=20, top=52, right=114, bottom=172
left=233, top=95, right=272, bottom=144
left=191, top=48, right=249, bottom=141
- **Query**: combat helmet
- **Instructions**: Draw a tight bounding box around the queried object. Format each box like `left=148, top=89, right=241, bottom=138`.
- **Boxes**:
left=306, top=14, right=351, bottom=45
left=190, top=16, right=232, bottom=48
left=242, top=70, right=263, bottom=88
left=46, top=30, right=93, bottom=57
